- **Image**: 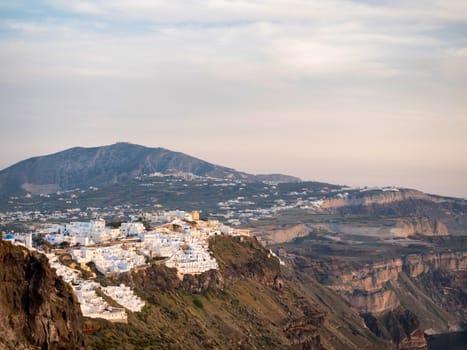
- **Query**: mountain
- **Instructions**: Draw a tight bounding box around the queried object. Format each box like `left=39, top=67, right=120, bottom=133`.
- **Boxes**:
left=0, top=142, right=300, bottom=196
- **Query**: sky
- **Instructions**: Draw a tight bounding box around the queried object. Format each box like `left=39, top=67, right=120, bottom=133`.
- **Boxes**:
left=0, top=1, right=466, bottom=198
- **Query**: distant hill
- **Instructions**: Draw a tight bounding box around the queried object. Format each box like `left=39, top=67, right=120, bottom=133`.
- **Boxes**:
left=0, top=142, right=300, bottom=196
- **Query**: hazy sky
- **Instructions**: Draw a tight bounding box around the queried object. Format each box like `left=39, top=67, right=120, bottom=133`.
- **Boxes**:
left=1, top=1, right=466, bottom=198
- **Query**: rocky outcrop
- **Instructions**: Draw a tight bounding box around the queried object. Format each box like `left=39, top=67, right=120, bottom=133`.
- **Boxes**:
left=209, top=235, right=283, bottom=288
left=283, top=306, right=326, bottom=349
left=362, top=309, right=428, bottom=349
left=399, top=329, right=428, bottom=350
left=0, top=241, right=86, bottom=350
left=180, top=269, right=225, bottom=293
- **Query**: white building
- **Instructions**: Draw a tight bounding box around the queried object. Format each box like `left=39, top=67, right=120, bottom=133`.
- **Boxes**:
left=140, top=231, right=181, bottom=257
left=72, top=245, right=146, bottom=275
left=120, top=222, right=146, bottom=237
left=101, top=284, right=145, bottom=312
left=165, top=245, right=218, bottom=276
left=25, top=233, right=33, bottom=249
left=74, top=281, right=127, bottom=322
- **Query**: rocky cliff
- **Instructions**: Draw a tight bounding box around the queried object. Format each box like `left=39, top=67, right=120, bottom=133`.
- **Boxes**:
left=317, top=188, right=466, bottom=235
left=304, top=216, right=449, bottom=240
left=254, top=216, right=453, bottom=248
left=320, top=189, right=444, bottom=210
left=322, top=252, right=467, bottom=316
left=255, top=224, right=311, bottom=245
left=349, top=289, right=400, bottom=314
left=291, top=251, right=467, bottom=348
left=395, top=217, right=448, bottom=237
left=403, top=252, right=467, bottom=277
left=328, top=258, right=403, bottom=293
left=0, top=241, right=86, bottom=350
left=362, top=309, right=428, bottom=350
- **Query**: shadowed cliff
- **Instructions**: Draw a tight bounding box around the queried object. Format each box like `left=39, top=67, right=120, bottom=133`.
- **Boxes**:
left=0, top=241, right=86, bottom=350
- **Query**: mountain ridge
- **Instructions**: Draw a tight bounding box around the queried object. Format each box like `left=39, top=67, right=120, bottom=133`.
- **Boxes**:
left=0, top=142, right=300, bottom=196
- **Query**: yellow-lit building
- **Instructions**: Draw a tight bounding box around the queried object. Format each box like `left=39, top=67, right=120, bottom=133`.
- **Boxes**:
left=191, top=211, right=200, bottom=221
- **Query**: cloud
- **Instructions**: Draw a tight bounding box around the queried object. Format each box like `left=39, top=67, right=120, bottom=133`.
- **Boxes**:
left=4, top=21, right=51, bottom=33
left=67, top=1, right=104, bottom=15
left=0, top=0, right=466, bottom=197
left=41, top=0, right=467, bottom=24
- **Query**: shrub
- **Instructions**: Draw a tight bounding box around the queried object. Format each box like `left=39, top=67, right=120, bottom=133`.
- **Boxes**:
left=193, top=298, right=204, bottom=309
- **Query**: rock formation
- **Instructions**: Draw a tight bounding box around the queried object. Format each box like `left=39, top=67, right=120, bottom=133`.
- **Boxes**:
left=322, top=252, right=467, bottom=315
left=320, top=189, right=440, bottom=209
left=0, top=241, right=86, bottom=350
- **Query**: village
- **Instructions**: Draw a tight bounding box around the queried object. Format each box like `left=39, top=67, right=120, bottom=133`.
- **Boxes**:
left=2, top=210, right=250, bottom=322
left=0, top=172, right=335, bottom=229
left=0, top=180, right=388, bottom=323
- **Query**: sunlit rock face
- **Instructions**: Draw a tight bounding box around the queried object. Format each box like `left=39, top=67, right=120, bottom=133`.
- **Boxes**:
left=326, top=252, right=467, bottom=314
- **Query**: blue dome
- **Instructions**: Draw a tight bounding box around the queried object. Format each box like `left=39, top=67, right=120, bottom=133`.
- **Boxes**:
left=5, top=234, right=14, bottom=240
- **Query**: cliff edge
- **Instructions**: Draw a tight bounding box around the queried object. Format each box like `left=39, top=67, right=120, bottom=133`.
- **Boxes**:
left=0, top=241, right=86, bottom=350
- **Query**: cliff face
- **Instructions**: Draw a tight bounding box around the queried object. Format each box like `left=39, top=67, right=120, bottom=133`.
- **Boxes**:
left=394, top=217, right=448, bottom=237
left=362, top=309, right=428, bottom=350
left=349, top=289, right=399, bottom=314
left=326, top=258, right=403, bottom=294
left=305, top=216, right=449, bottom=240
left=403, top=252, right=467, bottom=277
left=323, top=252, right=467, bottom=315
left=255, top=224, right=310, bottom=245
left=0, top=241, right=86, bottom=350
left=399, top=329, right=429, bottom=350
left=317, top=188, right=466, bottom=236
left=320, top=189, right=439, bottom=209
left=298, top=251, right=467, bottom=348
left=325, top=258, right=402, bottom=314
left=258, top=216, right=451, bottom=248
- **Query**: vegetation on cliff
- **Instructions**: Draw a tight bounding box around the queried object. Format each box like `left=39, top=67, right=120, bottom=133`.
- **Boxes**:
left=85, top=236, right=387, bottom=349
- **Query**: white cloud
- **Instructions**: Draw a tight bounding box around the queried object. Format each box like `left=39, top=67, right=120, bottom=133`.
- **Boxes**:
left=0, top=0, right=466, bottom=197
left=43, top=0, right=467, bottom=24
left=5, top=21, right=51, bottom=33
left=69, top=1, right=104, bottom=15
